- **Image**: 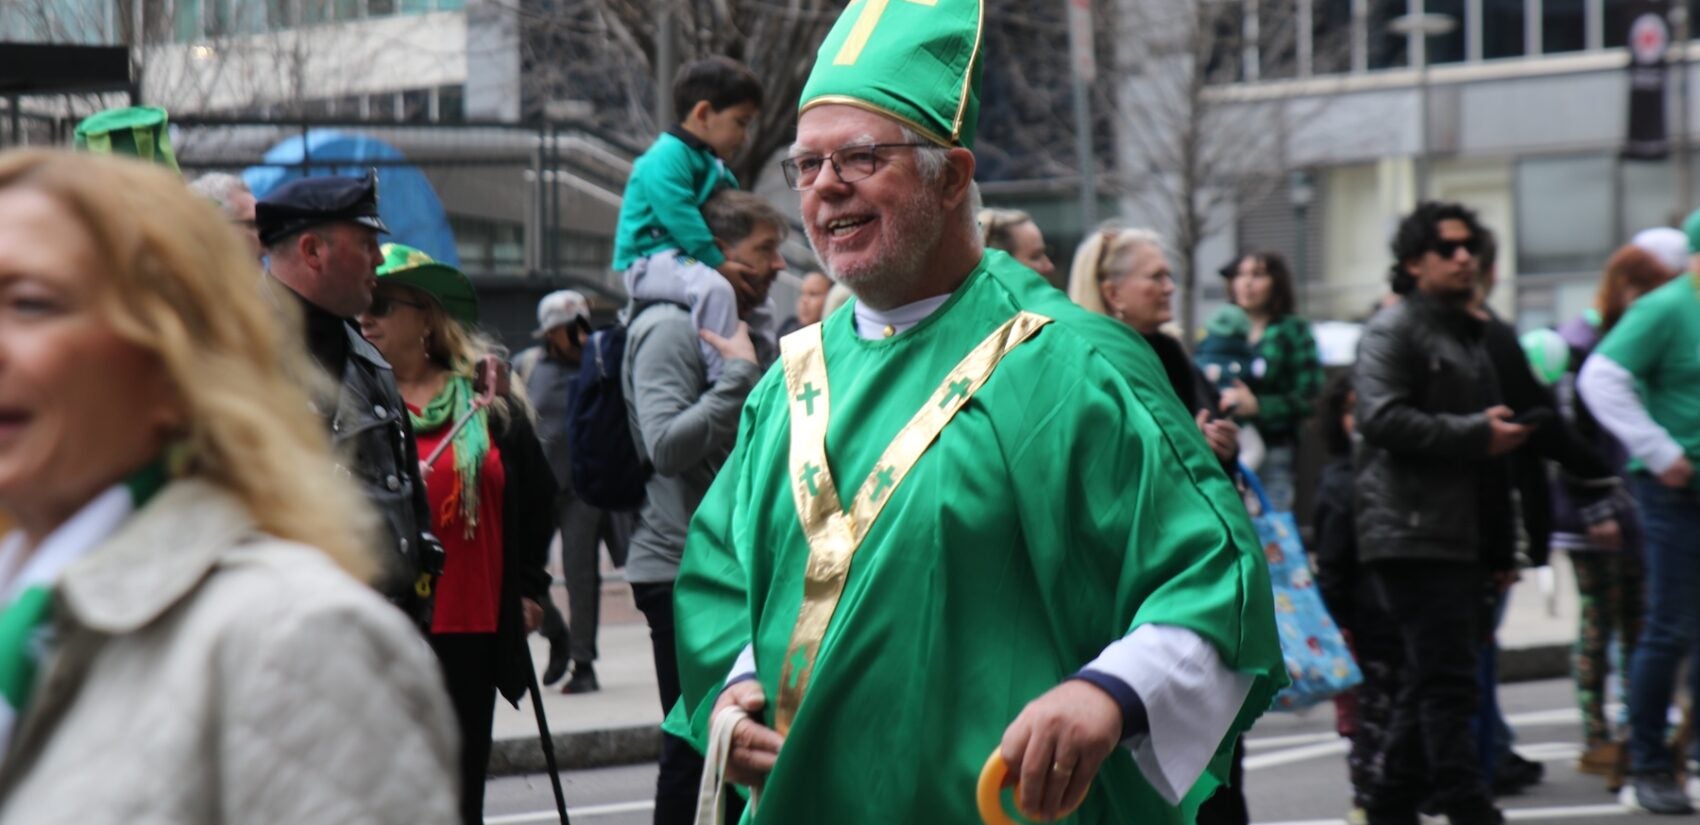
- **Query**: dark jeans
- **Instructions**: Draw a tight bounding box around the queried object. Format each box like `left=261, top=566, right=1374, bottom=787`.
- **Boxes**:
left=1473, top=587, right=1514, bottom=780
left=431, top=633, right=500, bottom=825
left=557, top=496, right=632, bottom=664
left=632, top=581, right=745, bottom=825
left=1365, top=561, right=1494, bottom=821
left=1627, top=475, right=1700, bottom=775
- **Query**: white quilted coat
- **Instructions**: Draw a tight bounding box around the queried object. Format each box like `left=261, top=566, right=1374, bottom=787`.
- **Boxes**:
left=0, top=479, right=460, bottom=824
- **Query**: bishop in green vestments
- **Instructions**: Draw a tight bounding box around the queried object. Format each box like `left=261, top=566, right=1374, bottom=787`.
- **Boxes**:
left=663, top=2, right=1286, bottom=822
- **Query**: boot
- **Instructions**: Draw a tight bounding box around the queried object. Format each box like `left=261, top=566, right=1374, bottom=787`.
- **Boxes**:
left=561, top=661, right=600, bottom=694
left=540, top=601, right=571, bottom=686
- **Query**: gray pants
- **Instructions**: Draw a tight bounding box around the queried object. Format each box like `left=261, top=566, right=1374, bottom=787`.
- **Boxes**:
left=556, top=493, right=632, bottom=664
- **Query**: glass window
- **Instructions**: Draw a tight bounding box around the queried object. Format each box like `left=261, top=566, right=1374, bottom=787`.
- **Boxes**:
left=1312, top=0, right=1354, bottom=73
left=1482, top=0, right=1525, bottom=58
left=334, top=94, right=363, bottom=117
left=1203, top=4, right=1245, bottom=84
left=1259, top=0, right=1299, bottom=79
left=369, top=0, right=395, bottom=13
left=402, top=89, right=431, bottom=122
left=333, top=0, right=359, bottom=19
left=435, top=0, right=465, bottom=10
left=174, top=0, right=203, bottom=41
left=1368, top=0, right=1410, bottom=70
left=437, top=85, right=464, bottom=121
left=301, top=0, right=330, bottom=23
left=1515, top=154, right=1615, bottom=273
left=1543, top=0, right=1586, bottom=53
left=1425, top=0, right=1466, bottom=64
left=368, top=93, right=397, bottom=120
left=399, top=0, right=429, bottom=12
left=267, top=0, right=295, bottom=28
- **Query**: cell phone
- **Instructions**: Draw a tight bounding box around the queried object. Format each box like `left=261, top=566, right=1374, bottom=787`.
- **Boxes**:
left=1509, top=408, right=1555, bottom=429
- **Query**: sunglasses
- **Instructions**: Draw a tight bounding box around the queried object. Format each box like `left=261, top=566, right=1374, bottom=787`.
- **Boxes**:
left=1431, top=237, right=1482, bottom=259
left=368, top=292, right=429, bottom=317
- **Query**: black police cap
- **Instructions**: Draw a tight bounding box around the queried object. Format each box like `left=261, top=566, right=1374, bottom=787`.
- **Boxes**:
left=255, top=171, right=389, bottom=248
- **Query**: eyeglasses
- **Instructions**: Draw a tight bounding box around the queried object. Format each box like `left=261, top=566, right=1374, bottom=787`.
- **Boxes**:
left=368, top=292, right=429, bottom=317
left=780, top=142, right=932, bottom=190
left=1431, top=237, right=1482, bottom=260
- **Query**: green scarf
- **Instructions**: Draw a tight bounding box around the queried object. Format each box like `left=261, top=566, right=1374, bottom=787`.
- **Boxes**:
left=0, top=459, right=168, bottom=751
left=413, top=374, right=489, bottom=538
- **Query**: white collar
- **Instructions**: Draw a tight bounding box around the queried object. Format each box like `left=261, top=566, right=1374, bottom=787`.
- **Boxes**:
left=852, top=293, right=954, bottom=340
left=0, top=485, right=135, bottom=604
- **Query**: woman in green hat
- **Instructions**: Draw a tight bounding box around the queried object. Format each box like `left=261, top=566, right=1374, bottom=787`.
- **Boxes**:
left=359, top=244, right=555, bottom=825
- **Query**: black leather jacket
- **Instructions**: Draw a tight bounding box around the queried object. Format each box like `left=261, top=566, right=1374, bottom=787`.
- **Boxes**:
left=1352, top=292, right=1515, bottom=570
left=291, top=294, right=442, bottom=630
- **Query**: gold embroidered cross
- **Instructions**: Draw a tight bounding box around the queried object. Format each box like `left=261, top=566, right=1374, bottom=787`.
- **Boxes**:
left=834, top=0, right=940, bottom=66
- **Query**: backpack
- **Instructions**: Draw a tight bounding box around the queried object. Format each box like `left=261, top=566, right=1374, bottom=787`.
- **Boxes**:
left=568, top=321, right=650, bottom=511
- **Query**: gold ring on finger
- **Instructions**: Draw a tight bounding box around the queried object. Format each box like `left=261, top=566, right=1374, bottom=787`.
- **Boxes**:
left=1051, top=761, right=1073, bottom=776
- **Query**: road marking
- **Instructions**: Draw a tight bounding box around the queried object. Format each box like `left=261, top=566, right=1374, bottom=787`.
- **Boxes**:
left=1256, top=806, right=1630, bottom=825
left=1244, top=740, right=1349, bottom=771
left=1247, top=731, right=1340, bottom=750
left=486, top=800, right=655, bottom=824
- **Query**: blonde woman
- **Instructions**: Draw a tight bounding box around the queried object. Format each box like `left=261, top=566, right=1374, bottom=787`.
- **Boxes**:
left=0, top=151, right=456, bottom=822
left=357, top=245, right=555, bottom=825
left=977, top=207, right=1056, bottom=280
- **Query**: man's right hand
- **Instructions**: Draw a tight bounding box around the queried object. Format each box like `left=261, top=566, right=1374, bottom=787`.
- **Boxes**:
left=716, top=260, right=762, bottom=305
left=712, top=680, right=785, bottom=789
left=701, top=322, right=758, bottom=365
left=1485, top=406, right=1531, bottom=457
left=1658, top=455, right=1695, bottom=489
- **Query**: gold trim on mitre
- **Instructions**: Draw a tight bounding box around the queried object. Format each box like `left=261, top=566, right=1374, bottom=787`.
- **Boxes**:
left=799, top=96, right=953, bottom=148
left=952, top=0, right=986, bottom=140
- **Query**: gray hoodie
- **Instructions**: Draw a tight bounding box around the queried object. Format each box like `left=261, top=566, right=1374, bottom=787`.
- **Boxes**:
left=621, top=303, right=762, bottom=583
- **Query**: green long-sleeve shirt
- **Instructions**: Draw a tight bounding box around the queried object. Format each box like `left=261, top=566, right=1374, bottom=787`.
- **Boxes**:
left=1250, top=314, right=1324, bottom=443
left=611, top=126, right=739, bottom=270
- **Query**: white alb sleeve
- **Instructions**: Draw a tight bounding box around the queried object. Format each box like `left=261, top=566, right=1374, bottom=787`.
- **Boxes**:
left=1578, top=353, right=1686, bottom=474
left=1082, top=624, right=1255, bottom=805
left=724, top=643, right=757, bottom=686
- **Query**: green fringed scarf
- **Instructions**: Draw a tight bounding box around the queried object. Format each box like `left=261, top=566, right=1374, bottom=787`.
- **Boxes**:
left=413, top=374, right=489, bottom=539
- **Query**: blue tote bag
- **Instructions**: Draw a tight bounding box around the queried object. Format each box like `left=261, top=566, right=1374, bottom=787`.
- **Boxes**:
left=1241, top=466, right=1362, bottom=711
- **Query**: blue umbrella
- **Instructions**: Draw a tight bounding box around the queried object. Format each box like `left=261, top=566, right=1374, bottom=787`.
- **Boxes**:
left=245, top=129, right=459, bottom=266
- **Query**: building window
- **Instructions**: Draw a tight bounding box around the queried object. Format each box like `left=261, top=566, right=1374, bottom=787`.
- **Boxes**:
left=174, top=0, right=203, bottom=41
left=438, top=85, right=465, bottom=122
left=402, top=89, right=431, bottom=122
left=1259, top=0, right=1300, bottom=80
left=1515, top=153, right=1614, bottom=274
left=369, top=0, right=395, bottom=13
left=1367, top=0, right=1410, bottom=69
left=1312, top=0, right=1354, bottom=73
left=1482, top=0, right=1525, bottom=58
left=1426, top=0, right=1467, bottom=64
left=1543, top=0, right=1586, bottom=53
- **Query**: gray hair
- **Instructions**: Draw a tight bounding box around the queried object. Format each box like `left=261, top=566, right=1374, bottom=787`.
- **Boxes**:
left=187, top=172, right=251, bottom=214
left=978, top=207, right=1034, bottom=252
left=893, top=123, right=982, bottom=241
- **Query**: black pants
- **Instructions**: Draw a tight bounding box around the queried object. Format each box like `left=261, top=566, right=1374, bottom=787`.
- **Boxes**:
left=1365, top=561, right=1494, bottom=822
left=632, top=581, right=745, bottom=825
left=1195, top=737, right=1248, bottom=825
left=432, top=632, right=500, bottom=825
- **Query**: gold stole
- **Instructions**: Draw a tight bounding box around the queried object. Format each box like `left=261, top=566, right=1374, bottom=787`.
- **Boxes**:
left=772, top=310, right=1051, bottom=734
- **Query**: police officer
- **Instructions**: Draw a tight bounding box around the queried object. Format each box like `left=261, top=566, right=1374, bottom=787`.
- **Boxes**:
left=256, top=173, right=442, bottom=630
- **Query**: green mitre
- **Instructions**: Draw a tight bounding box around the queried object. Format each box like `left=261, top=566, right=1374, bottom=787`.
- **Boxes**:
left=799, top=0, right=985, bottom=148
left=74, top=106, right=180, bottom=173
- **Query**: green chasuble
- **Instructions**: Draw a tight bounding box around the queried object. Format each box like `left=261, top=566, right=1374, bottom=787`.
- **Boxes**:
left=665, top=250, right=1285, bottom=823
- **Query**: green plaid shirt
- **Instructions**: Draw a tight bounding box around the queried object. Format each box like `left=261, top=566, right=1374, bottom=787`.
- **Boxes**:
left=1251, top=315, right=1324, bottom=443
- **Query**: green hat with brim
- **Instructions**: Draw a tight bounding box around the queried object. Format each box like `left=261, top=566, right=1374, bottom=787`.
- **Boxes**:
left=798, top=0, right=985, bottom=148
left=376, top=243, right=479, bottom=324
left=74, top=106, right=180, bottom=173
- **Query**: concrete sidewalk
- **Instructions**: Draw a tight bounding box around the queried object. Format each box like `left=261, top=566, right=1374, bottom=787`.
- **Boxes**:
left=488, top=553, right=1588, bottom=776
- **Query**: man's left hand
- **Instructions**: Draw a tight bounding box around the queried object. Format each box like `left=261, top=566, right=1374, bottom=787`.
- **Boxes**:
left=1195, top=410, right=1240, bottom=463
left=998, top=680, right=1122, bottom=822
left=521, top=598, right=544, bottom=634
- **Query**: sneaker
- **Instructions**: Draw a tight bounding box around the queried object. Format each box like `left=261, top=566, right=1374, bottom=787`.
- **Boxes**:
left=1441, top=797, right=1504, bottom=825
left=560, top=662, right=600, bottom=695
left=1621, top=773, right=1696, bottom=814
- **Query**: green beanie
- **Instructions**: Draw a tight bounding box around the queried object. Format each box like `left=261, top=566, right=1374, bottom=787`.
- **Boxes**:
left=73, top=106, right=180, bottom=173
left=799, top=0, right=985, bottom=148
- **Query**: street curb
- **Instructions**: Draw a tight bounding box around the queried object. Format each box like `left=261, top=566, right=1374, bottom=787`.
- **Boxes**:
left=489, top=724, right=660, bottom=776
left=1499, top=642, right=1571, bottom=684
left=487, top=644, right=1576, bottom=776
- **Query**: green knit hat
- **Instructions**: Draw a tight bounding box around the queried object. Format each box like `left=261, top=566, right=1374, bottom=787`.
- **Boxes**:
left=73, top=106, right=180, bottom=173
left=798, top=0, right=986, bottom=148
left=376, top=243, right=479, bottom=324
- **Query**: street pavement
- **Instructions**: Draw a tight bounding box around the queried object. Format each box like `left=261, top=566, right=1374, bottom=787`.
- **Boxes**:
left=492, top=552, right=1588, bottom=774
left=483, top=677, right=1644, bottom=825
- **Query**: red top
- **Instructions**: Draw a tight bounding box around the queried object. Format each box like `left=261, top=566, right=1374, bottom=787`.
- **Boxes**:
left=411, top=409, right=506, bottom=635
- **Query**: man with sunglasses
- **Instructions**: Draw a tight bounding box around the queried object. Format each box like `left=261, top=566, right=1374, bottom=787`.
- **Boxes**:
left=1351, top=202, right=1530, bottom=825
left=257, top=174, right=443, bottom=632
left=662, top=3, right=1286, bottom=823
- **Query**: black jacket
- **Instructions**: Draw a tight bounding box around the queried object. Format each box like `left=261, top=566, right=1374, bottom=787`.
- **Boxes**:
left=490, top=407, right=558, bottom=705
left=1480, top=313, right=1615, bottom=565
left=1351, top=293, right=1515, bottom=570
left=1142, top=331, right=1236, bottom=472
left=309, top=309, right=443, bottom=629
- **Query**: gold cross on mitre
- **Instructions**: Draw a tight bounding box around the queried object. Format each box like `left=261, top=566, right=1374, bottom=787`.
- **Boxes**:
left=835, top=0, right=940, bottom=66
